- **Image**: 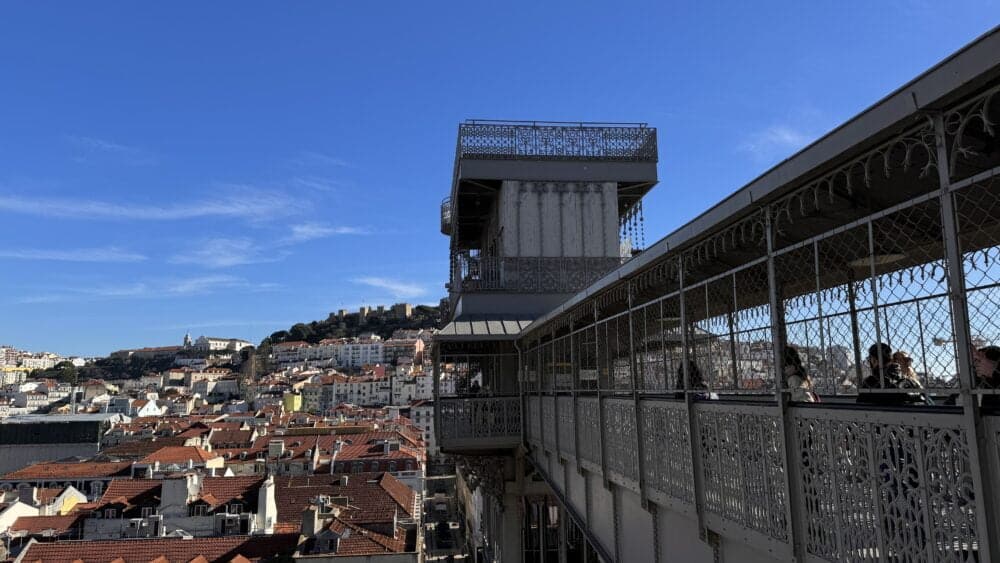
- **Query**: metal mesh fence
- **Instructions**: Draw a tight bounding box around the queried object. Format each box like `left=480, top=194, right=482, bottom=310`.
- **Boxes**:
left=955, top=174, right=1000, bottom=394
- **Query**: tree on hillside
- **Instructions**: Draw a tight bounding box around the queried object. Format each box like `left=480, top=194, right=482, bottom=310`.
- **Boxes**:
left=32, top=360, right=78, bottom=385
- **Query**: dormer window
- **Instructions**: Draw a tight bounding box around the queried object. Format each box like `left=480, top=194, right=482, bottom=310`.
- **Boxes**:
left=229, top=502, right=242, bottom=514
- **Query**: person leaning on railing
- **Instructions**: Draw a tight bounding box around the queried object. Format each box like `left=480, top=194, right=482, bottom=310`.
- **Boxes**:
left=856, top=343, right=930, bottom=406
left=783, top=345, right=819, bottom=402
left=673, top=360, right=718, bottom=400
left=891, top=350, right=924, bottom=389
left=973, top=345, right=1000, bottom=408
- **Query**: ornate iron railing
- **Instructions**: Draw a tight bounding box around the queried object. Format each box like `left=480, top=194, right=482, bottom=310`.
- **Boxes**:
left=438, top=396, right=521, bottom=449
left=450, top=254, right=622, bottom=294
left=457, top=120, right=658, bottom=162
left=524, top=398, right=982, bottom=561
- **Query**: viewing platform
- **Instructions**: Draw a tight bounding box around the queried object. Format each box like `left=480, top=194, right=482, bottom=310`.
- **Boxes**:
left=435, top=26, right=1000, bottom=563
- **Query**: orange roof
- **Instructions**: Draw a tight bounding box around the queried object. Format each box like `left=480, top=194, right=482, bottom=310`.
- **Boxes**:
left=101, top=437, right=188, bottom=458
left=4, top=461, right=132, bottom=480
left=323, top=517, right=407, bottom=555
left=35, top=486, right=66, bottom=505
left=17, top=534, right=299, bottom=562
left=10, top=514, right=83, bottom=535
left=141, top=446, right=220, bottom=465
left=274, top=472, right=415, bottom=528
left=97, top=479, right=161, bottom=508
left=197, top=476, right=264, bottom=508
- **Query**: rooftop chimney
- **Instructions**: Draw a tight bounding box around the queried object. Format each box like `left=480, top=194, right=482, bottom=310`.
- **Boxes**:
left=268, top=439, right=285, bottom=459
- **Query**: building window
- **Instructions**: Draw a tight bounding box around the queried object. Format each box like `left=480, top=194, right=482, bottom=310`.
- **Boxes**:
left=370, top=462, right=380, bottom=472
left=190, top=504, right=207, bottom=517
left=352, top=462, right=363, bottom=473
left=141, top=506, right=155, bottom=518
left=229, top=503, right=242, bottom=514
left=104, top=508, right=117, bottom=519
left=388, top=461, right=397, bottom=472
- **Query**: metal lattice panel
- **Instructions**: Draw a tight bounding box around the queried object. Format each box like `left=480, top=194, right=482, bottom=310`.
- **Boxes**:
left=577, top=397, right=601, bottom=466
left=640, top=400, right=695, bottom=504
left=542, top=396, right=557, bottom=451
left=557, top=396, right=576, bottom=457
left=793, top=409, right=977, bottom=562
left=526, top=396, right=541, bottom=445
left=438, top=397, right=522, bottom=441
left=450, top=255, right=623, bottom=294
left=602, top=398, right=639, bottom=482
left=696, top=404, right=788, bottom=542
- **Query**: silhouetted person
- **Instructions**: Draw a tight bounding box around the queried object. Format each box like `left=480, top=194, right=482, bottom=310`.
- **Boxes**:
left=857, top=343, right=926, bottom=406
left=974, top=345, right=1000, bottom=408
left=674, top=360, right=717, bottom=400
left=783, top=345, right=818, bottom=402
left=891, top=350, right=924, bottom=388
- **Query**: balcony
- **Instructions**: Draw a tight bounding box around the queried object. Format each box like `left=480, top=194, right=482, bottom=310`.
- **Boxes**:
left=440, top=197, right=452, bottom=235
left=456, top=120, right=657, bottom=163
left=450, top=254, right=621, bottom=295
left=438, top=396, right=521, bottom=451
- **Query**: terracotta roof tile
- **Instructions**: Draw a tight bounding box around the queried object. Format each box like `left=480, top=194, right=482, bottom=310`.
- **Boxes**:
left=97, top=479, right=161, bottom=509
left=10, top=514, right=83, bottom=535
left=101, top=437, right=188, bottom=459
left=17, top=534, right=299, bottom=562
left=273, top=472, right=414, bottom=528
left=35, top=486, right=66, bottom=505
left=141, top=447, right=220, bottom=465
left=4, top=461, right=132, bottom=480
left=197, top=477, right=264, bottom=509
left=323, top=518, right=406, bottom=555
left=208, top=430, right=254, bottom=448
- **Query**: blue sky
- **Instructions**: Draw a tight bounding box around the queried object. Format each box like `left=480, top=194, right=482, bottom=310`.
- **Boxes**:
left=1, top=2, right=996, bottom=357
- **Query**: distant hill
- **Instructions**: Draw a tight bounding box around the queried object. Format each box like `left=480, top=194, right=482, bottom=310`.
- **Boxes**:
left=261, top=305, right=443, bottom=349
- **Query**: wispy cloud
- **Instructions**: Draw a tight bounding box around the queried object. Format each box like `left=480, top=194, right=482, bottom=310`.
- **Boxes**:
left=65, top=135, right=159, bottom=165
left=739, top=109, right=831, bottom=165
left=12, top=275, right=278, bottom=304
left=169, top=238, right=284, bottom=269
left=290, top=176, right=347, bottom=193
left=282, top=222, right=369, bottom=244
left=173, top=224, right=368, bottom=268
left=353, top=277, right=427, bottom=299
left=739, top=125, right=815, bottom=160
left=15, top=282, right=149, bottom=304
left=289, top=151, right=350, bottom=168
left=164, top=274, right=278, bottom=295
left=0, top=246, right=147, bottom=263
left=0, top=186, right=302, bottom=222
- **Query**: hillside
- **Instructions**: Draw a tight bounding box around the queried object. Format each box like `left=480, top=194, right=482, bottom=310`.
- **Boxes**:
left=261, top=305, right=442, bottom=348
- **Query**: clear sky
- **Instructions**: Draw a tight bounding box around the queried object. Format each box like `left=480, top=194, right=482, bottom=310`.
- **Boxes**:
left=1, top=2, right=997, bottom=357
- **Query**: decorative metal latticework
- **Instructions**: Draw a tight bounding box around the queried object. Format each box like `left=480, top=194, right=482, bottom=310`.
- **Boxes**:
left=438, top=397, right=521, bottom=445
left=457, top=120, right=658, bottom=162
left=620, top=200, right=646, bottom=256
left=794, top=409, right=976, bottom=562
left=696, top=404, right=788, bottom=543
left=450, top=254, right=622, bottom=294
left=457, top=455, right=507, bottom=507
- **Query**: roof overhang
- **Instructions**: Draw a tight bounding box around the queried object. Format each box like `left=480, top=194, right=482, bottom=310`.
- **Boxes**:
left=435, top=314, right=535, bottom=342
left=522, top=25, right=1000, bottom=338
